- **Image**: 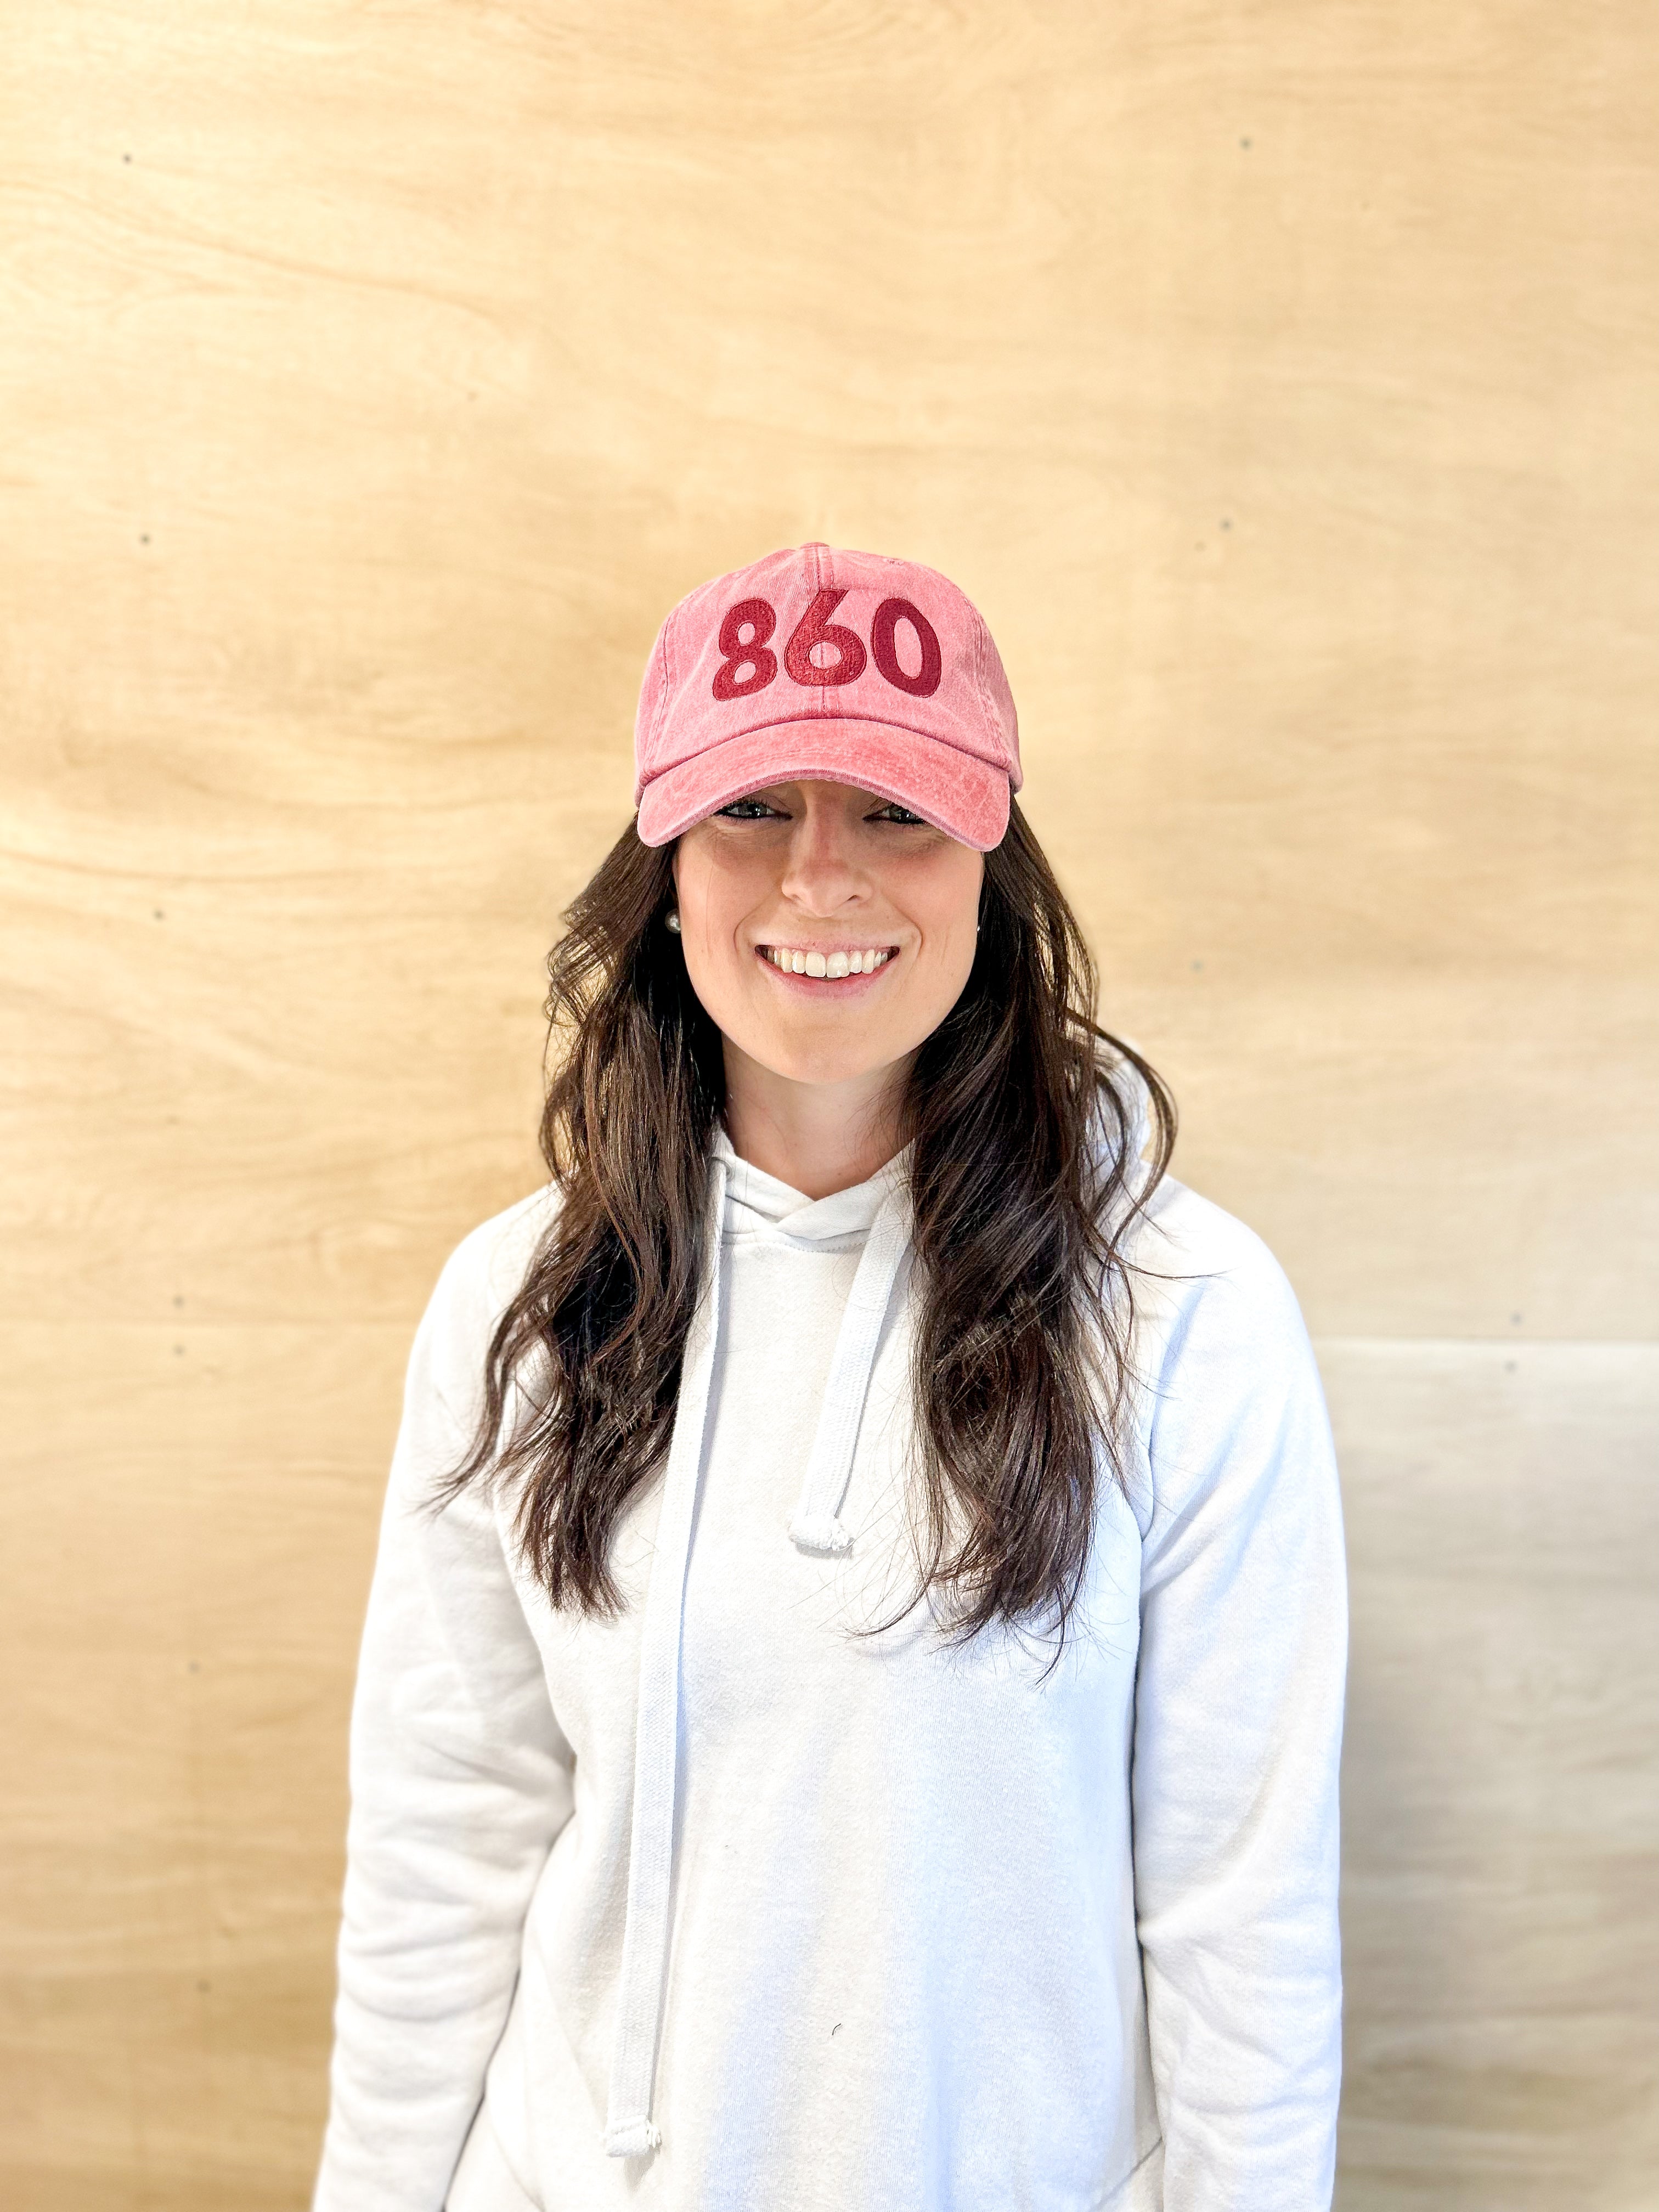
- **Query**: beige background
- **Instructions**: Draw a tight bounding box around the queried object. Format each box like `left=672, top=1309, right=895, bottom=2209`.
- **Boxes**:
left=4, top=3, right=1655, bottom=2206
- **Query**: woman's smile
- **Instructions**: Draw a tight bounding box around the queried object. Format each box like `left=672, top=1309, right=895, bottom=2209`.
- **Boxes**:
left=755, top=940, right=899, bottom=983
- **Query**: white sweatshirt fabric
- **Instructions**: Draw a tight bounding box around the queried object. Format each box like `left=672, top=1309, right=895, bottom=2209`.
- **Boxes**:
left=313, top=1114, right=1347, bottom=2212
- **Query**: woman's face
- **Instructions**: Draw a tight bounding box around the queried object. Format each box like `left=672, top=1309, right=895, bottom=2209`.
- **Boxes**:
left=671, top=780, right=985, bottom=1090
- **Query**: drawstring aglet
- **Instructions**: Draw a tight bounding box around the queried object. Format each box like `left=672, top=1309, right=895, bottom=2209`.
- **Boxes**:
left=789, top=1512, right=854, bottom=1555
left=603, top=2118, right=663, bottom=2158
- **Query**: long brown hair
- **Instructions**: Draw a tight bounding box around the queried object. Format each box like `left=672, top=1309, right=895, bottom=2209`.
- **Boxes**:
left=435, top=798, right=1176, bottom=1654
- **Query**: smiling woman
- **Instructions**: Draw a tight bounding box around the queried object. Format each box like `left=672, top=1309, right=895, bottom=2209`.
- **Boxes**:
left=311, top=545, right=1349, bottom=2212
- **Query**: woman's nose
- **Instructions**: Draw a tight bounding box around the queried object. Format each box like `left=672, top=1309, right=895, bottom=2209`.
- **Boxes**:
left=778, top=811, right=867, bottom=913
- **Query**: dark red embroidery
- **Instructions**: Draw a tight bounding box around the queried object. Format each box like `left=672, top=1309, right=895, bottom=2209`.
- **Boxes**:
left=870, top=597, right=942, bottom=698
left=712, top=599, right=778, bottom=701
left=783, top=589, right=868, bottom=687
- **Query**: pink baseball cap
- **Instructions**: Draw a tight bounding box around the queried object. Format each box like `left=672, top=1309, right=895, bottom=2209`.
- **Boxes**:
left=632, top=542, right=1022, bottom=851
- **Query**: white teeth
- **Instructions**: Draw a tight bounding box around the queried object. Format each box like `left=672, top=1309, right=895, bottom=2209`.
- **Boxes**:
left=765, top=946, right=891, bottom=975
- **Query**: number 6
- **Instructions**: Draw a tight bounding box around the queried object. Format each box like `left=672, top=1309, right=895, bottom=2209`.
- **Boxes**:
left=783, top=590, right=867, bottom=687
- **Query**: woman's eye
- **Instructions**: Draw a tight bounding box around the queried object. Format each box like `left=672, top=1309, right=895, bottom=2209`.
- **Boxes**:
left=871, top=803, right=925, bottom=825
left=716, top=797, right=786, bottom=820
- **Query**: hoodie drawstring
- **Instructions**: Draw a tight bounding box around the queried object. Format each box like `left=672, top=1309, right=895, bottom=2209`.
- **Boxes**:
left=602, top=1155, right=911, bottom=2159
left=603, top=1153, right=731, bottom=2159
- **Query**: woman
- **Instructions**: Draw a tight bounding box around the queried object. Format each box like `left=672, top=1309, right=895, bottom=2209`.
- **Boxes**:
left=312, top=543, right=1347, bottom=2212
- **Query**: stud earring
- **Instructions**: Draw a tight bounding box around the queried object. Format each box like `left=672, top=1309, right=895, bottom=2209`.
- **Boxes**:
left=664, top=910, right=681, bottom=934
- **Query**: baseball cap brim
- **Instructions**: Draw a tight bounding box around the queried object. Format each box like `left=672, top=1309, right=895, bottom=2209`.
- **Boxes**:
left=634, top=716, right=1011, bottom=851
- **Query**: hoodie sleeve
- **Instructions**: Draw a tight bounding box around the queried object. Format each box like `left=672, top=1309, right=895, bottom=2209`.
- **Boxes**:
left=1128, top=1198, right=1347, bottom=2209
left=313, top=1216, right=576, bottom=2212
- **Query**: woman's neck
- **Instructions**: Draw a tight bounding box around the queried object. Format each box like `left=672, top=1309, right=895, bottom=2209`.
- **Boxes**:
left=719, top=1039, right=912, bottom=1200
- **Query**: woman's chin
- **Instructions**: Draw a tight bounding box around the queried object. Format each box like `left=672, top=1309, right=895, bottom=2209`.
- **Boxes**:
left=732, top=1031, right=900, bottom=1092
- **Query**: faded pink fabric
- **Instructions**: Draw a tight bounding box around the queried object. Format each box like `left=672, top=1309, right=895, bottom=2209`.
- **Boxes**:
left=632, top=543, right=1022, bottom=851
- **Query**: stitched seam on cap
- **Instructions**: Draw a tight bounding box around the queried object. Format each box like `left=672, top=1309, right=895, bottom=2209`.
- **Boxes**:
left=807, top=543, right=827, bottom=718
left=970, top=614, right=1000, bottom=757
left=652, top=614, right=676, bottom=761
left=647, top=708, right=1002, bottom=766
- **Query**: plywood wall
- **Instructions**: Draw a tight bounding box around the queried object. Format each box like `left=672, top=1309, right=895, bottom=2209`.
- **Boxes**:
left=4, top=4, right=1655, bottom=2206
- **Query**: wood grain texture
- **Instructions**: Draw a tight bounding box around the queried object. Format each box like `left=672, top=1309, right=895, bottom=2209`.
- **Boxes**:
left=1330, top=1341, right=1659, bottom=2208
left=3, top=1, right=1655, bottom=2203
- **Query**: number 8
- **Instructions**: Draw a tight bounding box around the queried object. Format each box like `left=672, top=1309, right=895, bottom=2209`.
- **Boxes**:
left=712, top=599, right=778, bottom=701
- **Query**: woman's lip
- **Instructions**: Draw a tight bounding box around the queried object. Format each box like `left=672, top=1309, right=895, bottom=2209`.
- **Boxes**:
left=752, top=945, right=899, bottom=991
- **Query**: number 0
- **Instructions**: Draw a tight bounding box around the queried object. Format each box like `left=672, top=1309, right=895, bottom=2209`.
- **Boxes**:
left=870, top=597, right=942, bottom=697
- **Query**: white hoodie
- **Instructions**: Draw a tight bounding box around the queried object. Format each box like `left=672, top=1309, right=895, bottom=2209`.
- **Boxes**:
left=313, top=1114, right=1347, bottom=2212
